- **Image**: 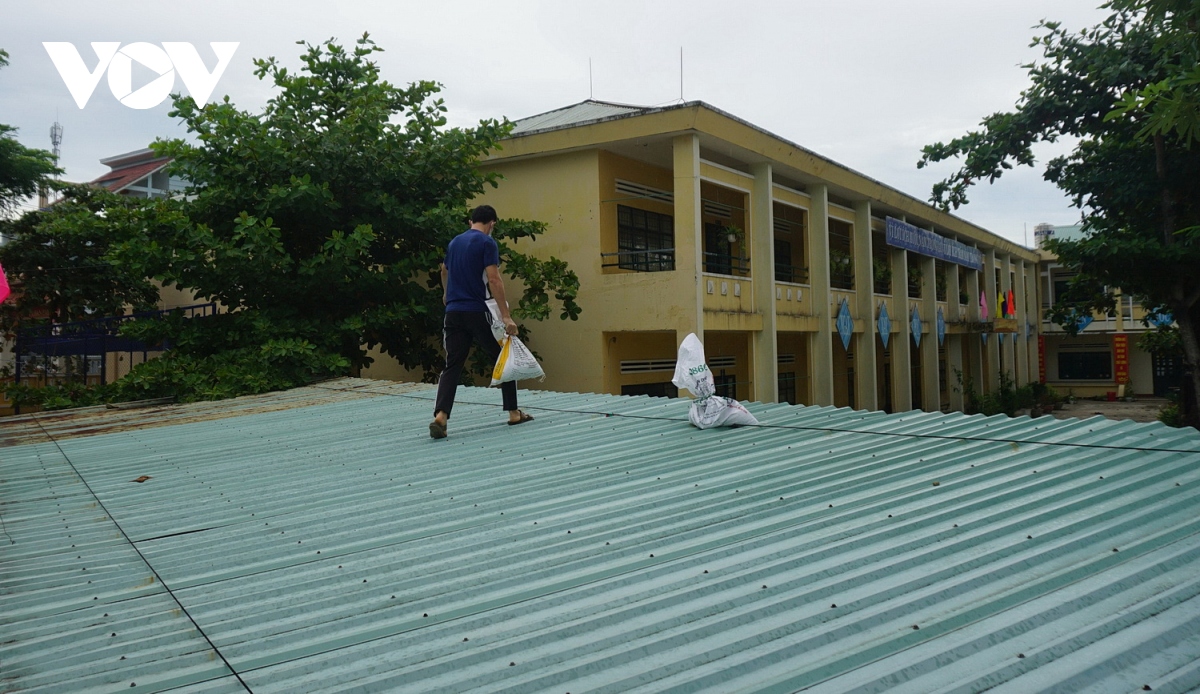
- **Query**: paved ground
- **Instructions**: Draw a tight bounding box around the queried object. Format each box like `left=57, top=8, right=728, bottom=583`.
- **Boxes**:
left=1048, top=396, right=1169, bottom=424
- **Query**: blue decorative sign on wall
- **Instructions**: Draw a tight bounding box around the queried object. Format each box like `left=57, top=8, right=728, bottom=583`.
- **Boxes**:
left=836, top=298, right=854, bottom=351
left=878, top=302, right=891, bottom=349
left=910, top=307, right=922, bottom=348
left=936, top=307, right=945, bottom=346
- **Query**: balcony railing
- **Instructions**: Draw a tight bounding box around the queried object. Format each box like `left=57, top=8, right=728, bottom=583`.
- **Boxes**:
left=601, top=249, right=676, bottom=272
left=774, top=263, right=809, bottom=284
left=703, top=252, right=750, bottom=277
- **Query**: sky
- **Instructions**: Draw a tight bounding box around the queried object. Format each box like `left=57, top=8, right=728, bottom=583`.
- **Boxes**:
left=2, top=0, right=1112, bottom=247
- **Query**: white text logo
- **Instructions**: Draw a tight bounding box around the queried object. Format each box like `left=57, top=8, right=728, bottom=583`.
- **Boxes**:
left=43, top=42, right=239, bottom=110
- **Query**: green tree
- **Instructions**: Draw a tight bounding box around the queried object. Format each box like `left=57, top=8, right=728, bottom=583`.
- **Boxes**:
left=0, top=186, right=162, bottom=333
left=0, top=49, right=62, bottom=217
left=918, top=3, right=1200, bottom=428
left=112, top=35, right=579, bottom=400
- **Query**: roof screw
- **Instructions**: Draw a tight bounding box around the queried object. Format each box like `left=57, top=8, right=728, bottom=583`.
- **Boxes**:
left=1018, top=653, right=1025, bottom=658
left=423, top=613, right=428, bottom=617
left=761, top=585, right=767, bottom=589
left=831, top=604, right=837, bottom=608
left=120, top=655, right=125, bottom=660
left=912, top=625, right=919, bottom=630
left=650, top=554, right=655, bottom=558
left=1144, top=686, right=1153, bottom=691
left=510, top=662, right=516, bottom=667
left=888, top=515, right=892, bottom=518
left=829, top=504, right=833, bottom=508
left=1113, top=548, right=1120, bottom=552
left=463, top=637, right=469, bottom=642
left=703, top=570, right=708, bottom=574
left=111, top=632, right=116, bottom=637
left=1028, top=535, right=1033, bottom=539
left=363, top=579, right=367, bottom=583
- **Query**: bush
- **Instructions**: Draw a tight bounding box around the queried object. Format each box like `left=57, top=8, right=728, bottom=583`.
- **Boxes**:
left=4, top=382, right=116, bottom=411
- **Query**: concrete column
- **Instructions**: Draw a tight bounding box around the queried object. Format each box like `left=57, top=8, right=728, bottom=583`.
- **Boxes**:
left=946, top=260, right=964, bottom=412
left=672, top=134, right=704, bottom=349
left=808, top=184, right=834, bottom=406
left=984, top=249, right=1000, bottom=392
left=965, top=257, right=985, bottom=395
left=1015, top=260, right=1030, bottom=385
left=750, top=162, right=778, bottom=403
left=853, top=201, right=878, bottom=411
left=999, top=253, right=1015, bottom=383
left=920, top=253, right=940, bottom=412
left=890, top=244, right=913, bottom=412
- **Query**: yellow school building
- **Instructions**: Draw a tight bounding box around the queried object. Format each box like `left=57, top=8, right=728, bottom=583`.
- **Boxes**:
left=375, top=99, right=1044, bottom=413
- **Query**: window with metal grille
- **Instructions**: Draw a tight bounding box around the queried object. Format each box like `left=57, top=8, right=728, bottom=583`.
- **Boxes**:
left=714, top=374, right=737, bottom=400
left=778, top=372, right=797, bottom=405
left=615, top=205, right=674, bottom=272
left=1058, top=351, right=1112, bottom=380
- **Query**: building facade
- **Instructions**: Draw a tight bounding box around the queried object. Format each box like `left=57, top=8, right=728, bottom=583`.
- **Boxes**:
left=445, top=100, right=1043, bottom=413
left=1037, top=224, right=1178, bottom=398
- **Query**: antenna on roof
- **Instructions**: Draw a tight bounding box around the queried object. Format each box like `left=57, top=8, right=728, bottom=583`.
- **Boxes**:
left=680, top=47, right=684, bottom=102
left=589, top=58, right=593, bottom=100
left=40, top=117, right=63, bottom=208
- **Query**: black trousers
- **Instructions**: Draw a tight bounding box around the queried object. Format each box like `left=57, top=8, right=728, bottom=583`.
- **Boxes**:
left=434, top=311, right=517, bottom=417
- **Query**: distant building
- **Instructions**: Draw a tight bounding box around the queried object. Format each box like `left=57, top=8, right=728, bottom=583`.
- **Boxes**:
left=1037, top=223, right=1179, bottom=398
left=90, top=148, right=185, bottom=198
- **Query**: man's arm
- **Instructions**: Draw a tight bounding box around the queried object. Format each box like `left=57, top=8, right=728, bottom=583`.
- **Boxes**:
left=485, top=264, right=519, bottom=335
left=440, top=263, right=448, bottom=305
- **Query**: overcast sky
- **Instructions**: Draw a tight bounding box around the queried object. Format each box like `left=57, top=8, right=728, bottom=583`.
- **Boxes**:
left=3, top=0, right=1110, bottom=246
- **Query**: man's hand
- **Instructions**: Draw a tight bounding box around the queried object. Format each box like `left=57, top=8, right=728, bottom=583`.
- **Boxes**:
left=503, top=317, right=518, bottom=336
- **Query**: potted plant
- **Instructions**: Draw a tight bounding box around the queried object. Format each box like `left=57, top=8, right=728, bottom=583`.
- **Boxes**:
left=872, top=256, right=892, bottom=293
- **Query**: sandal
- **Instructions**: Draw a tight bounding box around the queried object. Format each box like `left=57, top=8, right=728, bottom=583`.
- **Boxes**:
left=429, top=419, right=448, bottom=439
left=507, top=410, right=535, bottom=426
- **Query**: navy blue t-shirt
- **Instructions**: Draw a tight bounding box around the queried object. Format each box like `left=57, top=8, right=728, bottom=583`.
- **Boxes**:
left=444, top=229, right=500, bottom=313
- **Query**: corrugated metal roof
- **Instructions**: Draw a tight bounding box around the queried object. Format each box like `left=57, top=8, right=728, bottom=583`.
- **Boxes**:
left=4, top=378, right=1200, bottom=692
left=509, top=100, right=649, bottom=136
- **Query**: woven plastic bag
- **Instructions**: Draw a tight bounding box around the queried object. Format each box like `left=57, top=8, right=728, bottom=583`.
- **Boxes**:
left=671, top=333, right=759, bottom=429
left=485, top=298, right=507, bottom=342
left=491, top=335, right=545, bottom=386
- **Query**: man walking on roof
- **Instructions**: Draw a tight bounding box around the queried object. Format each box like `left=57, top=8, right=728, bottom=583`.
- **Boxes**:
left=429, top=205, right=534, bottom=439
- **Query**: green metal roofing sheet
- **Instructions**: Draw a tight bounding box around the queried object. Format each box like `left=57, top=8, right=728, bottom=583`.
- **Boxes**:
left=4, top=378, right=1200, bottom=692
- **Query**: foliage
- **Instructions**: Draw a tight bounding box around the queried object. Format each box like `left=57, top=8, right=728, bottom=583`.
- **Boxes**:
left=0, top=185, right=163, bottom=333
left=954, top=369, right=1039, bottom=417
left=919, top=4, right=1200, bottom=428
left=1159, top=402, right=1185, bottom=426
left=906, top=261, right=923, bottom=298
left=4, top=381, right=115, bottom=411
left=872, top=256, right=891, bottom=294
left=109, top=35, right=579, bottom=393
left=1139, top=323, right=1183, bottom=356
left=0, top=49, right=63, bottom=217
left=1106, top=0, right=1200, bottom=146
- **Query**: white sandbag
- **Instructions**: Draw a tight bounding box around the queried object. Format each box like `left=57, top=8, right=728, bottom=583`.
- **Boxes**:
left=671, top=333, right=760, bottom=429
left=687, top=393, right=759, bottom=429
left=491, top=335, right=545, bottom=386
